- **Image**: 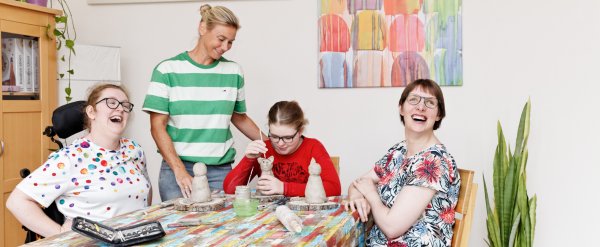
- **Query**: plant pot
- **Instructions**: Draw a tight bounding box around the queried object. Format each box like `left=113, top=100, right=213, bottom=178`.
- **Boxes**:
left=26, top=0, right=48, bottom=7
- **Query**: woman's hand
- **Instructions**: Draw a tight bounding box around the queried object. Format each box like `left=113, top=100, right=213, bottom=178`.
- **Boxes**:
left=343, top=197, right=371, bottom=222
left=256, top=175, right=283, bottom=195
left=174, top=168, right=193, bottom=198
left=344, top=177, right=378, bottom=222
left=245, top=140, right=267, bottom=159
left=352, top=177, right=378, bottom=197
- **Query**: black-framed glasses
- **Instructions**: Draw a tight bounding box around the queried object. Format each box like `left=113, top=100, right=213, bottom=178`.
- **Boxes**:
left=268, top=130, right=298, bottom=143
left=95, top=98, right=134, bottom=112
left=406, top=94, right=438, bottom=109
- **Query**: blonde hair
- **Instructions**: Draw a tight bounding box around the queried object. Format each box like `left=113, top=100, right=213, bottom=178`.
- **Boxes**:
left=199, top=4, right=240, bottom=30
left=268, top=101, right=309, bottom=131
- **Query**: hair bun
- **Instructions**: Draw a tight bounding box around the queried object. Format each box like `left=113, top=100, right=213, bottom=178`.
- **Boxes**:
left=199, top=4, right=212, bottom=14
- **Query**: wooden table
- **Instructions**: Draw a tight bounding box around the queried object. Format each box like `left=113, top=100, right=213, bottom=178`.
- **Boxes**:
left=26, top=196, right=365, bottom=246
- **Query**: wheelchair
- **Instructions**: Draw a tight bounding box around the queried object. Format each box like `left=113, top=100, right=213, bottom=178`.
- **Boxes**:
left=19, top=100, right=86, bottom=243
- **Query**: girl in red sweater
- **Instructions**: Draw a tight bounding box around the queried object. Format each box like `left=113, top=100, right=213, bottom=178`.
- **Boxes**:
left=223, top=101, right=341, bottom=197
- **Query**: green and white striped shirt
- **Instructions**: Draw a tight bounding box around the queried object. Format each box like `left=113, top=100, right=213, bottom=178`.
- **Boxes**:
left=142, top=52, right=246, bottom=165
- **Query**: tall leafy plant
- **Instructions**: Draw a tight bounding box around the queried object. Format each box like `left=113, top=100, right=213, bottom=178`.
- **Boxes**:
left=483, top=99, right=537, bottom=247
left=47, top=0, right=76, bottom=102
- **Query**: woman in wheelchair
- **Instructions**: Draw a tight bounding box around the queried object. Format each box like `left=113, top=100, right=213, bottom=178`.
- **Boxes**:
left=7, top=84, right=152, bottom=237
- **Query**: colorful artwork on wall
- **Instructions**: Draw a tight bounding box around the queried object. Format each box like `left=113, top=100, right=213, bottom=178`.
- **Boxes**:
left=318, top=0, right=462, bottom=88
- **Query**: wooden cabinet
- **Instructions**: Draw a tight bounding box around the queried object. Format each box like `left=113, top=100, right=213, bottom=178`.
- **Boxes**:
left=0, top=1, right=59, bottom=246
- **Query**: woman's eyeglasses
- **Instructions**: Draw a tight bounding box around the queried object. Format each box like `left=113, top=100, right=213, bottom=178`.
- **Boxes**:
left=268, top=130, right=298, bottom=143
left=406, top=94, right=438, bottom=109
left=96, top=98, right=134, bottom=112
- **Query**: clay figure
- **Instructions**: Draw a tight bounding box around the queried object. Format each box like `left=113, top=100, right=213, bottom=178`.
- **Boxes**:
left=191, top=162, right=211, bottom=203
left=304, top=160, right=327, bottom=204
left=256, top=156, right=274, bottom=196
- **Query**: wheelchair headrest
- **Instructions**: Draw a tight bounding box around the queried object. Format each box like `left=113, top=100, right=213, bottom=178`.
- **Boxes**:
left=52, top=101, right=86, bottom=139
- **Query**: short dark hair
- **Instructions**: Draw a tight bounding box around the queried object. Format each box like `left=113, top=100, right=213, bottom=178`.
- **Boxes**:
left=398, top=79, right=446, bottom=130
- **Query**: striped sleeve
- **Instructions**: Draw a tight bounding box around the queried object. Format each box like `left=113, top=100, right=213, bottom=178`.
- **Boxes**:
left=143, top=65, right=170, bottom=114
left=233, top=67, right=246, bottom=113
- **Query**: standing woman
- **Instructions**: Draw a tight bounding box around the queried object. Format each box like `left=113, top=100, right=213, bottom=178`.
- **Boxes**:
left=143, top=4, right=264, bottom=201
left=7, top=84, right=151, bottom=237
left=223, top=101, right=341, bottom=197
left=344, top=79, right=460, bottom=246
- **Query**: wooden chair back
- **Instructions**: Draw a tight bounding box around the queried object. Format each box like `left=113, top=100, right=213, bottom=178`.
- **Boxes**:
left=331, top=156, right=340, bottom=174
left=452, top=168, right=477, bottom=247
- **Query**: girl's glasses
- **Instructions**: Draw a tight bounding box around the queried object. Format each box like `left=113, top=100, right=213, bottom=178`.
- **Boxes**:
left=268, top=130, right=298, bottom=143
left=95, top=98, right=134, bottom=112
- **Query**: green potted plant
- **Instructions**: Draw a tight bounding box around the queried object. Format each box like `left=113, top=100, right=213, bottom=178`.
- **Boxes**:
left=483, top=99, right=537, bottom=247
left=45, top=0, right=77, bottom=102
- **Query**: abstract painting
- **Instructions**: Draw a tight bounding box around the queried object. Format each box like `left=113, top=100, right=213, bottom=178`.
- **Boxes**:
left=318, top=0, right=462, bottom=88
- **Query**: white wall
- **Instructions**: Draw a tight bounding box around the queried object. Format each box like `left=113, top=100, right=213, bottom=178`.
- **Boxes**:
left=56, top=0, right=600, bottom=245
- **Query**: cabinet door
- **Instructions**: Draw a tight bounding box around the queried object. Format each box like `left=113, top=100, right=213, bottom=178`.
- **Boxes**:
left=2, top=109, right=42, bottom=246
left=2, top=20, right=44, bottom=100
left=1, top=19, right=52, bottom=247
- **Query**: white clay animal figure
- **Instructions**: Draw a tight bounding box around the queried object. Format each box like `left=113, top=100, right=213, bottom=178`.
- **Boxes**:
left=256, top=156, right=274, bottom=196
left=191, top=162, right=211, bottom=203
left=258, top=156, right=274, bottom=176
left=304, top=160, right=327, bottom=204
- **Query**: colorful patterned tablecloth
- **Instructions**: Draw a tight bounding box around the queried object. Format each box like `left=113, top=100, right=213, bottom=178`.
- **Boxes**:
left=26, top=196, right=365, bottom=246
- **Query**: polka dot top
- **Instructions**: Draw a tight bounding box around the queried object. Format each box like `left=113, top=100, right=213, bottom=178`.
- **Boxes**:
left=17, top=138, right=151, bottom=221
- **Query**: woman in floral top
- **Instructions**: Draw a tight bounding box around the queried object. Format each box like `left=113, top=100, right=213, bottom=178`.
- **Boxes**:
left=344, top=79, right=460, bottom=247
left=7, top=84, right=152, bottom=238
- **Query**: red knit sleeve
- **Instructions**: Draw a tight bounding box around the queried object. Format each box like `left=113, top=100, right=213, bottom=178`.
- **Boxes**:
left=223, top=157, right=260, bottom=194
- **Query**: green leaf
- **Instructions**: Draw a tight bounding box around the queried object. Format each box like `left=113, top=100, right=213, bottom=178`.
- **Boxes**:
left=520, top=148, right=529, bottom=178
left=65, top=87, right=71, bottom=95
left=59, top=73, right=65, bottom=79
left=515, top=99, right=531, bottom=155
left=529, top=195, right=537, bottom=245
left=45, top=24, right=53, bottom=39
left=54, top=29, right=63, bottom=38
left=508, top=211, right=520, bottom=247
left=493, top=122, right=506, bottom=234
left=517, top=176, right=531, bottom=247
left=56, top=16, right=67, bottom=23
left=65, top=96, right=72, bottom=103
left=67, top=69, right=74, bottom=75
left=500, top=153, right=518, bottom=245
left=484, top=176, right=502, bottom=247
left=66, top=39, right=75, bottom=54
left=61, top=55, right=65, bottom=62
left=510, top=204, right=520, bottom=245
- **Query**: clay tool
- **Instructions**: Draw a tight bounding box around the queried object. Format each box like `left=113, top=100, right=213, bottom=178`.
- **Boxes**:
left=166, top=218, right=215, bottom=228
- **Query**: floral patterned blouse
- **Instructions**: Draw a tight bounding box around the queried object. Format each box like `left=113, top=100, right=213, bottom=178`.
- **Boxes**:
left=368, top=141, right=460, bottom=247
left=17, top=138, right=151, bottom=221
